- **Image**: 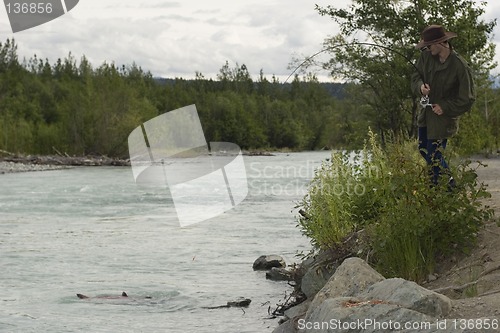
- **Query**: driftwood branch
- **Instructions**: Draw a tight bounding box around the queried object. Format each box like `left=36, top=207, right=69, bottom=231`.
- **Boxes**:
left=202, top=298, right=251, bottom=310
left=0, top=149, right=15, bottom=156
left=52, top=146, right=65, bottom=157
left=478, top=289, right=500, bottom=297
left=432, top=280, right=479, bottom=294
left=432, top=263, right=500, bottom=294
left=479, top=263, right=500, bottom=278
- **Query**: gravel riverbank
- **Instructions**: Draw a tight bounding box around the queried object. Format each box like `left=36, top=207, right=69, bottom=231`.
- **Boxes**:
left=0, top=154, right=130, bottom=174
left=0, top=161, right=71, bottom=174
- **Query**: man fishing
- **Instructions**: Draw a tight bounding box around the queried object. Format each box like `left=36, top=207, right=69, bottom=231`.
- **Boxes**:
left=411, top=24, right=475, bottom=186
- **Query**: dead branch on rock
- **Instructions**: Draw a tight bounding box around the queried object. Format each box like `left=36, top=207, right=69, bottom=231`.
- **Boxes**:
left=478, top=289, right=500, bottom=297
left=432, top=263, right=500, bottom=294
left=479, top=263, right=500, bottom=278
left=432, top=280, right=479, bottom=294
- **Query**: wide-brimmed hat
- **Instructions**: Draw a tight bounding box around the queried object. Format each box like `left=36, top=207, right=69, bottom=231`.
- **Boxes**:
left=415, top=25, right=457, bottom=49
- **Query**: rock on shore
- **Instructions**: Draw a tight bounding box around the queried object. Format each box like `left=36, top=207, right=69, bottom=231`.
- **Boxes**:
left=253, top=255, right=286, bottom=271
left=274, top=257, right=494, bottom=333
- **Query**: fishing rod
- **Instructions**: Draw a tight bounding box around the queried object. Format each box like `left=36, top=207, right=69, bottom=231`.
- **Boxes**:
left=285, top=42, right=431, bottom=108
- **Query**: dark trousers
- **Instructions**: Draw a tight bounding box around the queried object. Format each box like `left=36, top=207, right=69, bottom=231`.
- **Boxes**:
left=418, top=127, right=449, bottom=185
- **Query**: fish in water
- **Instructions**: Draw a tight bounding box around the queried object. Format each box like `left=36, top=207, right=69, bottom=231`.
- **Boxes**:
left=76, top=292, right=152, bottom=300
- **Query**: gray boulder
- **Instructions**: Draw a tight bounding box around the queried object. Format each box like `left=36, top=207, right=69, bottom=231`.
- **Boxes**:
left=298, top=258, right=455, bottom=333
left=302, top=299, right=488, bottom=332
left=252, top=255, right=286, bottom=271
left=298, top=248, right=354, bottom=298
left=360, top=278, right=452, bottom=317
left=300, top=262, right=336, bottom=299
left=305, top=257, right=385, bottom=318
left=284, top=299, right=312, bottom=320
left=272, top=317, right=299, bottom=333
left=301, top=297, right=436, bottom=333
left=266, top=267, right=294, bottom=281
left=273, top=257, right=489, bottom=333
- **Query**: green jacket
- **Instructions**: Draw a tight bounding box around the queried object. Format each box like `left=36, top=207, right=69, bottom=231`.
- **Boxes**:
left=411, top=50, right=475, bottom=139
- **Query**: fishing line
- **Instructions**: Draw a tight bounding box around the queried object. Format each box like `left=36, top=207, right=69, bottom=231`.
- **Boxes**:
left=285, top=42, right=424, bottom=82
left=285, top=41, right=429, bottom=107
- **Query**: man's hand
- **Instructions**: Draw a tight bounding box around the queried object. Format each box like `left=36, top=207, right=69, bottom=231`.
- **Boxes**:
left=432, top=104, right=444, bottom=115
left=420, top=83, right=431, bottom=96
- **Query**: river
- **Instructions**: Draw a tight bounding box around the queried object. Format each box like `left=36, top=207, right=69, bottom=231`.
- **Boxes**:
left=0, top=151, right=331, bottom=333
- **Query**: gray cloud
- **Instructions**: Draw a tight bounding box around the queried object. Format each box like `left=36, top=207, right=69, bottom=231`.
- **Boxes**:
left=5, top=0, right=500, bottom=81
left=146, top=1, right=181, bottom=9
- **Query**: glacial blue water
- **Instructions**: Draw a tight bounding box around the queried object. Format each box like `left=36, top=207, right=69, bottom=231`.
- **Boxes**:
left=0, top=152, right=331, bottom=333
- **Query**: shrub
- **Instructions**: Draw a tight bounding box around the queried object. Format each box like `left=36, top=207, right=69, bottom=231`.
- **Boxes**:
left=298, top=130, right=494, bottom=282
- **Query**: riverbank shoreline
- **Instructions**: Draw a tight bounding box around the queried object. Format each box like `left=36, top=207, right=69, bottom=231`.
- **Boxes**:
left=271, top=156, right=500, bottom=332
left=0, top=149, right=284, bottom=174
left=0, top=153, right=131, bottom=174
left=0, top=161, right=69, bottom=174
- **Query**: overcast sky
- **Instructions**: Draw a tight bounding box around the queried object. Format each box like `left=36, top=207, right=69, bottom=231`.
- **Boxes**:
left=1, top=0, right=500, bottom=81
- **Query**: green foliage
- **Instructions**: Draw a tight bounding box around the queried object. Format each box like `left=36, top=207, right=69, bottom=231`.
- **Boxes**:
left=0, top=39, right=366, bottom=157
left=0, top=36, right=496, bottom=156
left=298, top=131, right=494, bottom=282
left=0, top=38, right=368, bottom=156
left=452, top=109, right=496, bottom=155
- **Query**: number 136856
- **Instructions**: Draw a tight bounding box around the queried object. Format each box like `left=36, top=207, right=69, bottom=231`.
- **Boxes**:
left=6, top=2, right=53, bottom=14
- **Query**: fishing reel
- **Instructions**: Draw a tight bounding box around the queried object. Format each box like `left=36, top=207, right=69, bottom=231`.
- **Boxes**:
left=419, top=95, right=432, bottom=108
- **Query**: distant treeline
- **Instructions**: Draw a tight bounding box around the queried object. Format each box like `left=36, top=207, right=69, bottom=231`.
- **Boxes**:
left=3, top=38, right=496, bottom=158
left=0, top=39, right=373, bottom=158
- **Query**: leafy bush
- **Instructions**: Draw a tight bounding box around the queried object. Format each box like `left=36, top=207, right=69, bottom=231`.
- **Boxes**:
left=298, top=131, right=494, bottom=282
left=452, top=110, right=496, bottom=156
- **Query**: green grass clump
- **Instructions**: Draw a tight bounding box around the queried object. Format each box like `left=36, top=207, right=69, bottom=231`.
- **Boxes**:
left=298, top=130, right=494, bottom=282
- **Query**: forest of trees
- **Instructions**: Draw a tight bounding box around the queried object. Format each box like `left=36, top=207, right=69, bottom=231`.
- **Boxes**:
left=1, top=19, right=499, bottom=159
left=0, top=38, right=377, bottom=158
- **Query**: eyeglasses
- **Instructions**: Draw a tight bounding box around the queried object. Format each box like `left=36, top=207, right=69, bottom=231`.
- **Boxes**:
left=420, top=42, right=447, bottom=51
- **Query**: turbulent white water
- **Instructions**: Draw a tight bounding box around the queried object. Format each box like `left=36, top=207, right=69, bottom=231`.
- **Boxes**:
left=0, top=152, right=331, bottom=333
